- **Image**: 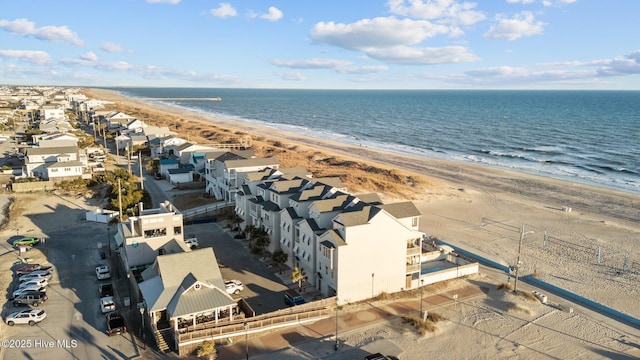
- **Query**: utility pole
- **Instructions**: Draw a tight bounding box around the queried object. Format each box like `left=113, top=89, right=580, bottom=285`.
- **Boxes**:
left=118, top=178, right=123, bottom=220
left=514, top=225, right=534, bottom=293
left=139, top=151, right=144, bottom=190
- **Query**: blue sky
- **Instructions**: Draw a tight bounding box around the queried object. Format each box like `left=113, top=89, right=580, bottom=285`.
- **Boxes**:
left=0, top=0, right=639, bottom=89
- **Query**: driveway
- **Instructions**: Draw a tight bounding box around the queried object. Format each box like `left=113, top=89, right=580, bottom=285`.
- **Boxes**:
left=185, top=223, right=291, bottom=314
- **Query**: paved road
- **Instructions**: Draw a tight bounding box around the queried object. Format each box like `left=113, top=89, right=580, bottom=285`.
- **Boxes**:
left=186, top=223, right=292, bottom=314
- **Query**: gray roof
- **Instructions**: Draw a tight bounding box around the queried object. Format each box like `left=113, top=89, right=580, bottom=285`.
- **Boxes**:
left=224, top=157, right=279, bottom=169
left=47, top=160, right=84, bottom=168
left=167, top=275, right=235, bottom=317
left=355, top=193, right=384, bottom=205
left=336, top=206, right=381, bottom=227
left=378, top=201, right=422, bottom=219
left=25, top=146, right=78, bottom=156
left=311, top=194, right=351, bottom=213
left=138, top=248, right=233, bottom=314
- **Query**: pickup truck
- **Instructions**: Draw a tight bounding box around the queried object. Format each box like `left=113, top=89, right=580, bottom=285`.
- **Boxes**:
left=106, top=311, right=127, bottom=336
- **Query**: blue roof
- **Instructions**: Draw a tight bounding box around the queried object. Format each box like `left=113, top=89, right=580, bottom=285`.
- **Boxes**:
left=159, top=159, right=179, bottom=165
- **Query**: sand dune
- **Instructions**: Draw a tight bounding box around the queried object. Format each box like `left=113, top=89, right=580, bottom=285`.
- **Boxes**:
left=85, top=88, right=640, bottom=321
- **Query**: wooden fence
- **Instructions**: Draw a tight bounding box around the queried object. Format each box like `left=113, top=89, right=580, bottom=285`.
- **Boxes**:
left=176, top=296, right=336, bottom=353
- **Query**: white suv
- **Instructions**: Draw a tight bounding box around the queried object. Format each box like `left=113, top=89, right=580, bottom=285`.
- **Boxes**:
left=184, top=237, right=199, bottom=249
left=96, top=265, right=111, bottom=280
left=225, top=280, right=244, bottom=295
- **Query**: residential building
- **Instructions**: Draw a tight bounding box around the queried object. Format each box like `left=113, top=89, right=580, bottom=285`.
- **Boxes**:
left=115, top=201, right=189, bottom=270
left=205, top=151, right=278, bottom=202
left=23, top=145, right=85, bottom=180
left=139, top=247, right=238, bottom=350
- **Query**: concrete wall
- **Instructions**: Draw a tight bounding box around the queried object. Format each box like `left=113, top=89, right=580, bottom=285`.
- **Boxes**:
left=421, top=262, right=479, bottom=285
left=12, top=180, right=55, bottom=193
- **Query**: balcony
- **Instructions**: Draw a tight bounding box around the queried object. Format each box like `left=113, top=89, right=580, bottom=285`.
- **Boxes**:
left=406, top=263, right=421, bottom=273
left=406, top=244, right=421, bottom=256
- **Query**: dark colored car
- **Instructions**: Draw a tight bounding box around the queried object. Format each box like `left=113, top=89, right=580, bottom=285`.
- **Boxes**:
left=15, top=264, right=53, bottom=275
left=106, top=311, right=127, bottom=336
left=284, top=289, right=306, bottom=306
left=13, top=292, right=48, bottom=307
left=99, top=283, right=114, bottom=297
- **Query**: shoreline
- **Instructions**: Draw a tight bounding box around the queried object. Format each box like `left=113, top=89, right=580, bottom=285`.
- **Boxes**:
left=84, top=87, right=640, bottom=317
left=107, top=88, right=640, bottom=197
left=88, top=88, right=639, bottom=225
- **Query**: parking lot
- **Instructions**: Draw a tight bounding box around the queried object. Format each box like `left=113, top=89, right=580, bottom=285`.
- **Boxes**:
left=184, top=222, right=294, bottom=314
left=0, top=197, right=141, bottom=359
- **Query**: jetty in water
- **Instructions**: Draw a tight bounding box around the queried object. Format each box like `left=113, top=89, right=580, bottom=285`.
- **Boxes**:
left=147, top=97, right=221, bottom=101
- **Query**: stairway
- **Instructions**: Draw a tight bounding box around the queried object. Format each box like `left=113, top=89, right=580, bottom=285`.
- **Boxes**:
left=155, top=328, right=175, bottom=352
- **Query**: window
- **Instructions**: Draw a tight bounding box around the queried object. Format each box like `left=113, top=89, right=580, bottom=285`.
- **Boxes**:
left=174, top=226, right=182, bottom=235
left=144, top=227, right=167, bottom=238
left=412, top=217, right=418, bottom=227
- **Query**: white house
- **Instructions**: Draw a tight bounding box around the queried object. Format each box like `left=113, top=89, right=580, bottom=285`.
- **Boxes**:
left=23, top=145, right=84, bottom=180
left=316, top=203, right=425, bottom=304
left=33, top=133, right=79, bottom=148
left=115, top=201, right=189, bottom=270
left=205, top=152, right=279, bottom=202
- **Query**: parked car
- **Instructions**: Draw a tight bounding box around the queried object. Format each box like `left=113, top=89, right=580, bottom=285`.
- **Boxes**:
left=13, top=286, right=46, bottom=299
left=184, top=237, right=199, bottom=249
left=106, top=311, right=127, bottom=336
left=18, top=271, right=52, bottom=283
left=13, top=292, right=48, bottom=307
left=99, top=283, right=114, bottom=297
left=225, top=280, right=244, bottom=295
left=100, top=296, right=116, bottom=313
left=15, top=264, right=53, bottom=275
left=5, top=309, right=47, bottom=326
left=18, top=278, right=48, bottom=289
left=284, top=289, right=306, bottom=306
left=12, top=237, right=40, bottom=247
left=96, top=265, right=111, bottom=280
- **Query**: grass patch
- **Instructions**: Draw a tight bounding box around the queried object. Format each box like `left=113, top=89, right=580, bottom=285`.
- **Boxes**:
left=401, top=312, right=447, bottom=335
left=497, top=282, right=514, bottom=291
left=507, top=304, right=532, bottom=315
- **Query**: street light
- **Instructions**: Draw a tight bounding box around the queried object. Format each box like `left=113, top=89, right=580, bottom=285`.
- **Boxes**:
left=371, top=273, right=375, bottom=299
left=513, top=225, right=534, bottom=293
left=419, top=279, right=425, bottom=320
left=244, top=322, right=249, bottom=360
left=335, top=297, right=340, bottom=351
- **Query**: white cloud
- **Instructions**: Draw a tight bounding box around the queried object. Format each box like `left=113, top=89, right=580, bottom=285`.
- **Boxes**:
left=506, top=0, right=535, bottom=4
left=483, top=11, right=545, bottom=40
left=311, top=17, right=449, bottom=50
left=336, top=65, right=389, bottom=74
left=260, top=7, right=283, bottom=22
left=310, top=17, right=477, bottom=65
left=101, top=42, right=125, bottom=53
left=80, top=52, right=98, bottom=61
left=146, top=0, right=181, bottom=4
left=0, top=49, right=52, bottom=64
left=543, top=0, right=576, bottom=6
left=271, top=58, right=353, bottom=69
left=210, top=3, right=237, bottom=18
left=365, top=45, right=479, bottom=65
left=428, top=50, right=640, bottom=86
left=0, top=18, right=84, bottom=46
left=387, top=0, right=486, bottom=25
left=275, top=71, right=307, bottom=81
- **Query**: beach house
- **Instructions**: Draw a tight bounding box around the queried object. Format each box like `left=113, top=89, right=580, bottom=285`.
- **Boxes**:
left=114, top=201, right=189, bottom=270
left=204, top=151, right=279, bottom=202
left=138, top=248, right=238, bottom=352
left=23, top=145, right=86, bottom=181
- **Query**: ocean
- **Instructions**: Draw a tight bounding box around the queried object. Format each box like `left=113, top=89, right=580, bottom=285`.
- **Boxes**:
left=108, top=88, right=640, bottom=194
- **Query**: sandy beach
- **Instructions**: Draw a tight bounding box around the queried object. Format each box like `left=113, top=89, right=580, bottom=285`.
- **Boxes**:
left=84, top=88, right=640, bottom=322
